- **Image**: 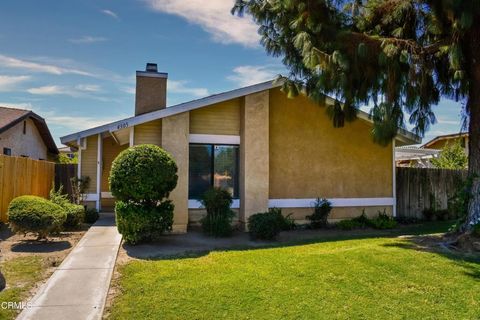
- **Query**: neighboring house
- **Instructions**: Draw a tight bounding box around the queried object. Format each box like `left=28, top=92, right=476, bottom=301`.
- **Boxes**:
left=395, top=146, right=440, bottom=168
left=58, top=146, right=75, bottom=159
left=61, top=63, right=420, bottom=233
left=0, top=107, right=58, bottom=160
left=422, top=132, right=469, bottom=155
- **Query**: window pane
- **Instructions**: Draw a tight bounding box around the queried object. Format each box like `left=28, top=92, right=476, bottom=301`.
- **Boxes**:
left=214, top=145, right=239, bottom=198
left=189, top=145, right=212, bottom=199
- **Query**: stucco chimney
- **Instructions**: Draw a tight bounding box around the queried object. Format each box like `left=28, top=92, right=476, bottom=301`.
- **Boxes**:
left=135, top=63, right=168, bottom=116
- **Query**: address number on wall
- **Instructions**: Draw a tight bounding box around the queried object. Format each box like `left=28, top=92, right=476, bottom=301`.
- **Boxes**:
left=116, top=122, right=129, bottom=130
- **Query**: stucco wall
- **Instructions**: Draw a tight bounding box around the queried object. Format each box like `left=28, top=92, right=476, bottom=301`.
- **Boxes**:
left=0, top=118, right=48, bottom=160
left=269, top=88, right=393, bottom=200
left=190, top=98, right=240, bottom=135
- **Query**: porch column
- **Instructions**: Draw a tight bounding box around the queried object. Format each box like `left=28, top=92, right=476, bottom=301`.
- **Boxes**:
left=240, top=90, right=270, bottom=228
left=96, top=134, right=102, bottom=211
left=161, top=112, right=189, bottom=233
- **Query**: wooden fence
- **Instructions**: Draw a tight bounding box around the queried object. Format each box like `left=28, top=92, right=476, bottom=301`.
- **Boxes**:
left=0, top=155, right=55, bottom=222
left=396, top=167, right=468, bottom=219
left=54, top=164, right=77, bottom=201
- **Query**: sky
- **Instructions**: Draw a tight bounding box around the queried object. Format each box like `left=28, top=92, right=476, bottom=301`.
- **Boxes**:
left=0, top=0, right=465, bottom=146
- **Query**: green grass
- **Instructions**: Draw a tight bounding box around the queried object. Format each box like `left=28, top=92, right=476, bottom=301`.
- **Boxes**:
left=109, top=223, right=480, bottom=320
left=0, top=256, right=44, bottom=320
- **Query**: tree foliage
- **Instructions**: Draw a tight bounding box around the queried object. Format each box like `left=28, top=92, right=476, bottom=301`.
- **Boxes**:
left=431, top=142, right=468, bottom=170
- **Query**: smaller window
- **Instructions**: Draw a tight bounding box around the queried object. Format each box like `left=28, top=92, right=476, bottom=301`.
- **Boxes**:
left=23, top=120, right=26, bottom=134
left=3, top=148, right=11, bottom=156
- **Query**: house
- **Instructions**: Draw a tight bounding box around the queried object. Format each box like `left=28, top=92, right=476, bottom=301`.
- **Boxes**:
left=0, top=106, right=58, bottom=160
left=58, top=146, right=76, bottom=159
left=422, top=132, right=468, bottom=155
left=395, top=146, right=440, bottom=168
left=60, top=63, right=420, bottom=233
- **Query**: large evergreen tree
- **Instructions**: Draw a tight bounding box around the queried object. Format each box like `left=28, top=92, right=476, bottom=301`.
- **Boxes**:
left=233, top=0, right=480, bottom=232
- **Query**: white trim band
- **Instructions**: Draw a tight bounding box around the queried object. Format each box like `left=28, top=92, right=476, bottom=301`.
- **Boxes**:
left=268, top=198, right=395, bottom=208
left=84, top=193, right=100, bottom=201
left=189, top=199, right=240, bottom=209
left=189, top=134, right=240, bottom=145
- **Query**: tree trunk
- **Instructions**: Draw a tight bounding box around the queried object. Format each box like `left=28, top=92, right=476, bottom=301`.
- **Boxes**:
left=463, top=21, right=480, bottom=232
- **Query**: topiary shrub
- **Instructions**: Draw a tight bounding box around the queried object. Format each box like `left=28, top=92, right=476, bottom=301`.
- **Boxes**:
left=49, top=185, right=85, bottom=229
left=109, top=144, right=178, bottom=203
left=248, top=211, right=282, bottom=240
left=109, top=144, right=178, bottom=244
left=84, top=208, right=99, bottom=224
left=306, top=198, right=332, bottom=228
left=200, top=188, right=235, bottom=237
left=7, top=195, right=66, bottom=240
left=116, top=201, right=174, bottom=244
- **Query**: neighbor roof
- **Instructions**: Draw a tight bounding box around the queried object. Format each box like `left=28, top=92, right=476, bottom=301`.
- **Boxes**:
left=60, top=80, right=420, bottom=146
left=0, top=106, right=59, bottom=154
left=422, top=132, right=468, bottom=148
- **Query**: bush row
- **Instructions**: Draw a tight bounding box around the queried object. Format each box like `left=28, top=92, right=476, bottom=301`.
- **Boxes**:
left=336, top=210, right=397, bottom=230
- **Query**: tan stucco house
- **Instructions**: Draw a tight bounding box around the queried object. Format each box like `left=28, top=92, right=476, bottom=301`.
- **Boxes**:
left=61, top=63, right=420, bottom=233
left=0, top=106, right=58, bottom=160
left=422, top=132, right=468, bottom=155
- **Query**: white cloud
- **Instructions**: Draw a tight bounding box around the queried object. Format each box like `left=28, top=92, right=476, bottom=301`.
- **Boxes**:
left=0, top=54, right=93, bottom=76
left=0, top=101, right=33, bottom=109
left=27, top=84, right=103, bottom=98
left=0, top=75, right=31, bottom=92
left=69, top=36, right=107, bottom=44
left=145, top=0, right=260, bottom=47
left=227, top=65, right=280, bottom=87
left=169, top=80, right=209, bottom=97
left=122, top=86, right=136, bottom=95
left=102, top=9, right=119, bottom=19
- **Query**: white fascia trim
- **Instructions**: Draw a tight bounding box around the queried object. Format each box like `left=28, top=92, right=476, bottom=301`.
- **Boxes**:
left=189, top=199, right=240, bottom=209
left=268, top=198, right=395, bottom=208
left=84, top=194, right=100, bottom=201
left=60, top=80, right=280, bottom=145
left=189, top=134, right=240, bottom=145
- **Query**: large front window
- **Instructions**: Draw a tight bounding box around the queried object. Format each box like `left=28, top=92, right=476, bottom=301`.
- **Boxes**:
left=189, top=144, right=239, bottom=199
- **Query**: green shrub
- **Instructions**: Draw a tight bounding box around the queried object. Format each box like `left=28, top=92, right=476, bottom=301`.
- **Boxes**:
left=49, top=185, right=84, bottom=228
left=369, top=210, right=397, bottom=229
left=116, top=201, right=174, bottom=245
left=351, top=210, right=371, bottom=226
left=448, top=177, right=473, bottom=220
left=336, top=219, right=362, bottom=230
left=306, top=198, right=332, bottom=228
left=7, top=195, right=66, bottom=239
left=84, top=208, right=99, bottom=224
left=63, top=204, right=85, bottom=229
left=109, top=144, right=178, bottom=203
left=200, top=188, right=235, bottom=237
left=434, top=209, right=450, bottom=221
left=248, top=211, right=282, bottom=240
left=422, top=208, right=436, bottom=221
left=269, top=207, right=296, bottom=231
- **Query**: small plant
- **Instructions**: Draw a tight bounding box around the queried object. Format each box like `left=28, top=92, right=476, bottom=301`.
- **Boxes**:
left=336, top=219, right=362, bottom=230
left=70, top=176, right=90, bottom=205
left=369, top=210, right=397, bottom=229
left=422, top=208, right=436, bottom=221
left=248, top=211, right=282, bottom=240
left=351, top=210, right=370, bottom=226
left=84, top=208, right=99, bottom=224
left=306, top=198, right=332, bottom=228
left=200, top=188, right=235, bottom=237
left=7, top=195, right=66, bottom=240
left=49, top=185, right=85, bottom=229
left=269, top=207, right=296, bottom=231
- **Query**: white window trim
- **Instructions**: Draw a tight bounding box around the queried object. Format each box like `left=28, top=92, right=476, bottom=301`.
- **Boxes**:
left=189, top=199, right=240, bottom=209
left=268, top=198, right=395, bottom=208
left=189, top=134, right=240, bottom=145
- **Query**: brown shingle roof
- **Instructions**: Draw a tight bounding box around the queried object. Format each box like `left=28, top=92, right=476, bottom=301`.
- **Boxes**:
left=0, top=106, right=59, bottom=154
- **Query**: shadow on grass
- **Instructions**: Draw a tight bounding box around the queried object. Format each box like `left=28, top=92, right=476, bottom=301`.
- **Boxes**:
left=382, top=236, right=480, bottom=280
left=123, top=220, right=456, bottom=261
left=10, top=240, right=71, bottom=253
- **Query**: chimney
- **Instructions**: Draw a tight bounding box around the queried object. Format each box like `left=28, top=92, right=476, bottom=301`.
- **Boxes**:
left=135, top=63, right=168, bottom=116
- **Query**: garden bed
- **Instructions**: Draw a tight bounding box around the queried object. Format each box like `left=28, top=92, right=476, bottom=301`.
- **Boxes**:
left=0, top=222, right=88, bottom=319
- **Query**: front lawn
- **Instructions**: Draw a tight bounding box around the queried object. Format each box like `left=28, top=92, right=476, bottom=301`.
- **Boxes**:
left=108, top=224, right=480, bottom=320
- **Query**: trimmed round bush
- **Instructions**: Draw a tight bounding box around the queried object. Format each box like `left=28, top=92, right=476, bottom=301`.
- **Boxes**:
left=200, top=188, right=235, bottom=237
left=109, top=145, right=178, bottom=203
left=115, top=200, right=174, bottom=244
left=84, top=208, right=99, bottom=224
left=63, top=204, right=85, bottom=229
left=7, top=195, right=66, bottom=239
left=248, top=211, right=282, bottom=240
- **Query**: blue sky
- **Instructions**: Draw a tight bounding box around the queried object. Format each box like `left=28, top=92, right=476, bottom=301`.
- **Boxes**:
left=0, top=0, right=464, bottom=146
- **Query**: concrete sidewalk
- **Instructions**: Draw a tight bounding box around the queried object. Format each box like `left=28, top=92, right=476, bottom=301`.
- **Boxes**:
left=17, top=212, right=122, bottom=320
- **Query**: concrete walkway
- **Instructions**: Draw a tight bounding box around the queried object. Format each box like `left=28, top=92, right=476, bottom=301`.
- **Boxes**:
left=17, top=213, right=121, bottom=320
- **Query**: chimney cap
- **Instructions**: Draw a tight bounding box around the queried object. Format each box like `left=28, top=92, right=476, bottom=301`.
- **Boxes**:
left=146, top=63, right=158, bottom=72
